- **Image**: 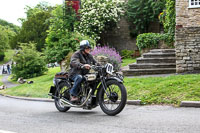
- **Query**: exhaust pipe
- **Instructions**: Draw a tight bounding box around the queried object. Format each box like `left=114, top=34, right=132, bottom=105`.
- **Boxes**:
left=60, top=98, right=78, bottom=107
left=60, top=89, right=93, bottom=108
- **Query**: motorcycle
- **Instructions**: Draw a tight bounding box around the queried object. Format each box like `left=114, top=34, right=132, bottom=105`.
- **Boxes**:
left=49, top=63, right=127, bottom=116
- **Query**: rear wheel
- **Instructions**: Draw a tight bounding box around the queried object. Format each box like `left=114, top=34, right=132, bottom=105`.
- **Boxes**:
left=55, top=82, right=71, bottom=112
left=98, top=80, right=127, bottom=116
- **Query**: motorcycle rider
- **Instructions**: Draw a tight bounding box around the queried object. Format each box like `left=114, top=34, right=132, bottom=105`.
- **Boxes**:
left=69, top=40, right=97, bottom=102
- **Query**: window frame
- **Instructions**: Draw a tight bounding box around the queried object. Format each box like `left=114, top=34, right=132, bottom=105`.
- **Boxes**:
left=189, top=0, right=200, bottom=8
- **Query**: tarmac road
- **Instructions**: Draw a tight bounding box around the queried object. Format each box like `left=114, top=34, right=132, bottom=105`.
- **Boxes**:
left=0, top=95, right=200, bottom=133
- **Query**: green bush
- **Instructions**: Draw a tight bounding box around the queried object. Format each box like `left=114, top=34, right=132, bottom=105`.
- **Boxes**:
left=12, top=43, right=47, bottom=79
left=0, top=51, right=5, bottom=61
left=136, top=33, right=174, bottom=50
left=121, top=50, right=134, bottom=58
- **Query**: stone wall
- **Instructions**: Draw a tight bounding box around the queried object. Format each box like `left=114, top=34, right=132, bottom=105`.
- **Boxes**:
left=176, top=0, right=200, bottom=73
left=176, top=27, right=200, bottom=73
left=102, top=18, right=161, bottom=53
left=176, top=0, right=200, bottom=27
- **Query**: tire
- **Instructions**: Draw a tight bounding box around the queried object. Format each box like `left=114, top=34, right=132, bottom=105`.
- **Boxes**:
left=98, top=80, right=127, bottom=116
left=55, top=82, right=71, bottom=112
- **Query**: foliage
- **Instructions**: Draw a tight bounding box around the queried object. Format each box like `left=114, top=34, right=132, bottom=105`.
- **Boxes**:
left=25, top=2, right=54, bottom=19
left=12, top=43, right=47, bottom=79
left=63, top=52, right=74, bottom=71
left=136, top=33, right=174, bottom=50
left=0, top=25, right=15, bottom=61
left=121, top=50, right=134, bottom=59
left=90, top=46, right=122, bottom=71
left=44, top=5, right=76, bottom=64
left=76, top=0, right=124, bottom=41
left=0, top=25, right=9, bottom=52
left=0, top=19, right=20, bottom=33
left=0, top=50, right=15, bottom=65
left=159, top=0, right=175, bottom=44
left=0, top=52, right=5, bottom=61
left=126, top=0, right=165, bottom=37
left=159, top=0, right=175, bottom=34
left=10, top=2, right=53, bottom=51
left=45, top=5, right=95, bottom=64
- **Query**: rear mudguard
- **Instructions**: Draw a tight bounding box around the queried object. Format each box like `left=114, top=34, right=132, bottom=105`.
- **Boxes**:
left=49, top=78, right=70, bottom=99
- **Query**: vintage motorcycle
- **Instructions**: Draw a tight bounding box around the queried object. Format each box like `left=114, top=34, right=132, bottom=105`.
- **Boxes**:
left=49, top=63, right=127, bottom=116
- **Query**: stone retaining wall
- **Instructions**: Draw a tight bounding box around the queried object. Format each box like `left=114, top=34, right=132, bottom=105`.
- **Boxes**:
left=176, top=27, right=200, bottom=73
left=176, top=0, right=200, bottom=73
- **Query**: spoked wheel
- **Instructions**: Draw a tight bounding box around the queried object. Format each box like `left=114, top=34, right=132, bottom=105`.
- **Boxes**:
left=55, top=82, right=71, bottom=112
left=99, top=80, right=127, bottom=116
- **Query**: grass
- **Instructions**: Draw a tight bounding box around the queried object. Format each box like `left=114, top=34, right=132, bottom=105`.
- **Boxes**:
left=1, top=57, right=200, bottom=106
left=0, top=49, right=15, bottom=65
left=0, top=67, right=60, bottom=98
left=0, top=76, right=3, bottom=86
left=125, top=74, right=200, bottom=105
left=121, top=58, right=136, bottom=67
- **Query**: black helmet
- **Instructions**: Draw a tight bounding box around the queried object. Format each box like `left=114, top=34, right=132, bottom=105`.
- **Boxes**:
left=80, top=40, right=91, bottom=51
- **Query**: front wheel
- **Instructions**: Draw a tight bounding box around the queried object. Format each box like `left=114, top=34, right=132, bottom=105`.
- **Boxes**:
left=55, top=82, right=71, bottom=112
left=98, top=80, right=127, bottom=116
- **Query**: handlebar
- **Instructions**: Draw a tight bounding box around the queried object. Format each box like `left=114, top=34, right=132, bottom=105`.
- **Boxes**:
left=91, top=65, right=103, bottom=71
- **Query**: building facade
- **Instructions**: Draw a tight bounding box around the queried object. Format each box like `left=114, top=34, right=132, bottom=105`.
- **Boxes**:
left=176, top=0, right=200, bottom=73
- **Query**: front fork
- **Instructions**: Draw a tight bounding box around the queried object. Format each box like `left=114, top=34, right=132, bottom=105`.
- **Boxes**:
left=100, top=76, right=111, bottom=98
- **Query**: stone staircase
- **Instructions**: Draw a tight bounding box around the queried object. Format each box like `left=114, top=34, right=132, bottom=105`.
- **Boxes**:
left=122, top=49, right=176, bottom=76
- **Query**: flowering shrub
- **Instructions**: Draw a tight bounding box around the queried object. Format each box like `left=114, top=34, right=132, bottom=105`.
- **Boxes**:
left=91, top=46, right=122, bottom=71
left=76, top=0, right=124, bottom=41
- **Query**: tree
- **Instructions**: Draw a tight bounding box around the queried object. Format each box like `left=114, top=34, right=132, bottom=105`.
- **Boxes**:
left=10, top=2, right=53, bottom=51
left=12, top=43, right=47, bottom=79
left=0, top=25, right=9, bottom=51
left=126, top=0, right=165, bottom=37
left=0, top=25, right=9, bottom=61
left=45, top=5, right=95, bottom=64
left=0, top=19, right=20, bottom=33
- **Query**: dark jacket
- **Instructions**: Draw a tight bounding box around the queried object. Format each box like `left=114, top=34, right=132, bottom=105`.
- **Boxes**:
left=69, top=50, right=97, bottom=77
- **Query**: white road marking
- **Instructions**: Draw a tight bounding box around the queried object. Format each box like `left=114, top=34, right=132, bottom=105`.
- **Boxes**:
left=0, top=130, right=17, bottom=133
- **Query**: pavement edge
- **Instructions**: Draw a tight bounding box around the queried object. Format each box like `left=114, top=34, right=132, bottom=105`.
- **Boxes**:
left=1, top=94, right=200, bottom=107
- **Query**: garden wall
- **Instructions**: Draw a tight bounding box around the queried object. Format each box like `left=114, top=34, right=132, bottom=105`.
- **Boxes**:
left=176, top=0, right=200, bottom=73
left=102, top=19, right=161, bottom=53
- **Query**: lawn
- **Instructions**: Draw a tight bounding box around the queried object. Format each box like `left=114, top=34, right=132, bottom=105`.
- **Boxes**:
left=121, top=58, right=136, bottom=67
left=1, top=58, right=200, bottom=106
left=0, top=76, right=3, bottom=86
left=125, top=74, right=200, bottom=105
left=0, top=67, right=60, bottom=98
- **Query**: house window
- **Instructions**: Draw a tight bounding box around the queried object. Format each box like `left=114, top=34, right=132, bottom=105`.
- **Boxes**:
left=189, top=0, right=200, bottom=8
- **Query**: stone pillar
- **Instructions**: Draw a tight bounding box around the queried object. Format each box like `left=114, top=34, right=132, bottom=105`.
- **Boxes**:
left=176, top=0, right=200, bottom=73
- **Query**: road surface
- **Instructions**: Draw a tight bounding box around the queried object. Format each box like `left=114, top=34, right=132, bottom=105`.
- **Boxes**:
left=0, top=95, right=200, bottom=133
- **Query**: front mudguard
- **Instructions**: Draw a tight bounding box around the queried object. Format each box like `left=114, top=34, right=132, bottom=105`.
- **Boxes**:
left=96, top=77, right=123, bottom=102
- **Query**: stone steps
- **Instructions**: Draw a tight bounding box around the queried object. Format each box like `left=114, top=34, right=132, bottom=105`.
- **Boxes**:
left=122, top=68, right=176, bottom=76
left=150, top=49, right=175, bottom=53
left=136, top=57, right=176, bottom=64
left=129, top=63, right=176, bottom=69
left=142, top=53, right=176, bottom=58
left=122, top=49, right=176, bottom=76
